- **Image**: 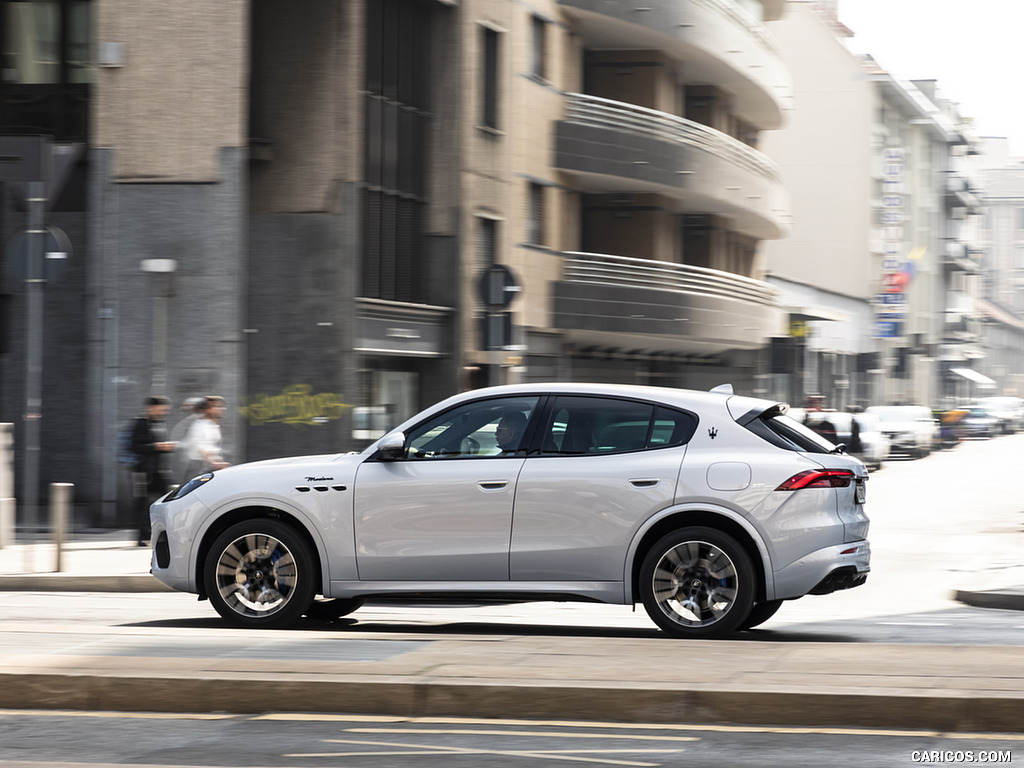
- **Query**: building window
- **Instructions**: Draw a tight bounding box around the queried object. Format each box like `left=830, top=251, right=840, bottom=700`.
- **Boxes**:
left=527, top=182, right=545, bottom=246
left=363, top=0, right=431, bottom=303
left=530, top=15, right=546, bottom=81
left=1017, top=207, right=1024, bottom=230
left=477, top=216, right=498, bottom=268
left=0, top=0, right=92, bottom=139
left=481, top=26, right=499, bottom=129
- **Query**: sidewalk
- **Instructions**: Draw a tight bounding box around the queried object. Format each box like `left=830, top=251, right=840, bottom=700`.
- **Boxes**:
left=2, top=528, right=1023, bottom=608
left=2, top=529, right=1024, bottom=732
left=0, top=529, right=171, bottom=592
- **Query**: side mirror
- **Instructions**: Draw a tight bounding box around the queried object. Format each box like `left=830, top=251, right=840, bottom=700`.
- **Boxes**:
left=375, top=432, right=406, bottom=461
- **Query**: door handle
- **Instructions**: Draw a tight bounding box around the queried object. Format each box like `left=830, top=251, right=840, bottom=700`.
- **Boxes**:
left=478, top=480, right=508, bottom=490
left=629, top=478, right=660, bottom=488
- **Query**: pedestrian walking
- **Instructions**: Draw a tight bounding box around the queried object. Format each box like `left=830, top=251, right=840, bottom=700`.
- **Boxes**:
left=168, top=396, right=203, bottom=481
left=129, top=395, right=176, bottom=546
left=181, top=395, right=230, bottom=483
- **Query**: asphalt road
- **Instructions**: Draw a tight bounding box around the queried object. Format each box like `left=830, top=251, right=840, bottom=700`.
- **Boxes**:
left=1, top=709, right=1019, bottom=767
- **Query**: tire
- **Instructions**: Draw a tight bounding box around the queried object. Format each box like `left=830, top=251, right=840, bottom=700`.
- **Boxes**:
left=305, top=597, right=365, bottom=621
left=639, top=526, right=756, bottom=639
left=204, top=519, right=317, bottom=629
left=738, top=599, right=783, bottom=631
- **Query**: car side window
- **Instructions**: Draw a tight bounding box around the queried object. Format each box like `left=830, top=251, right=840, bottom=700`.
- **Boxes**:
left=539, top=397, right=696, bottom=455
left=405, top=396, right=539, bottom=459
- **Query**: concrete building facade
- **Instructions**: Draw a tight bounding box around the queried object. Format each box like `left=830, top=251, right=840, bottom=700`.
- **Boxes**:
left=1, top=0, right=796, bottom=524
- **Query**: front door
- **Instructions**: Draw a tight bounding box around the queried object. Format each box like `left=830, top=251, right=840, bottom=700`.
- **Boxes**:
left=353, top=395, right=539, bottom=581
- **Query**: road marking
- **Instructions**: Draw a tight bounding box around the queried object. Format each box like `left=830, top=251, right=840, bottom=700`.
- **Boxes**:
left=258, top=713, right=1024, bottom=740
left=0, top=709, right=235, bottom=720
left=287, top=737, right=678, bottom=766
left=338, top=728, right=700, bottom=742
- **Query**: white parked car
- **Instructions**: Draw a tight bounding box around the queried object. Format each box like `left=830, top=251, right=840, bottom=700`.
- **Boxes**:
left=973, top=396, right=1024, bottom=434
left=864, top=405, right=938, bottom=458
left=151, top=383, right=871, bottom=639
left=828, top=412, right=890, bottom=471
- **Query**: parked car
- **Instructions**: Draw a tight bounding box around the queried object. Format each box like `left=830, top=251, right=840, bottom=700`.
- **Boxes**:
left=151, top=383, right=870, bottom=639
left=973, top=396, right=1024, bottom=434
left=864, top=405, right=938, bottom=458
left=959, top=404, right=999, bottom=439
left=828, top=411, right=890, bottom=471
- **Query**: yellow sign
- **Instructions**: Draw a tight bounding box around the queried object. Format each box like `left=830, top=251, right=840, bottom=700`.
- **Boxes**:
left=240, top=384, right=353, bottom=427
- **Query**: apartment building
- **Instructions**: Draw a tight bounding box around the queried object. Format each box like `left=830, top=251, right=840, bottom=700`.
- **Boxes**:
left=761, top=1, right=983, bottom=410
left=976, top=146, right=1024, bottom=396
left=1, top=0, right=794, bottom=523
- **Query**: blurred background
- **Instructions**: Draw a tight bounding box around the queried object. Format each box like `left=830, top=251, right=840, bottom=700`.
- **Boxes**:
left=1, top=0, right=1020, bottom=527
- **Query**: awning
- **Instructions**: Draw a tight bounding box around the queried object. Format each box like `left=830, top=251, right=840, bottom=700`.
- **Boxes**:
left=950, top=367, right=997, bottom=387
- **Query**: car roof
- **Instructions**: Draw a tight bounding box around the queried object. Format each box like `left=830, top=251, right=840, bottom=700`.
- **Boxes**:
left=402, top=383, right=786, bottom=428
left=439, top=381, right=775, bottom=410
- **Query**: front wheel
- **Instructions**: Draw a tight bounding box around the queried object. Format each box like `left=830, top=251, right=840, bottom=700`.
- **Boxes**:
left=305, top=597, right=365, bottom=621
left=738, top=599, right=783, bottom=630
left=204, top=519, right=317, bottom=629
left=639, top=527, right=755, bottom=639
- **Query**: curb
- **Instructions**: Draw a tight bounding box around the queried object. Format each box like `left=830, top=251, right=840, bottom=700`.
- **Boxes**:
left=0, top=574, right=171, bottom=592
left=954, top=588, right=1024, bottom=612
left=2, top=673, right=1023, bottom=733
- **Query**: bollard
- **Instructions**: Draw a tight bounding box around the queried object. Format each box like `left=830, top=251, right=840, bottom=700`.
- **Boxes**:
left=50, top=483, right=73, bottom=572
left=0, top=424, right=13, bottom=550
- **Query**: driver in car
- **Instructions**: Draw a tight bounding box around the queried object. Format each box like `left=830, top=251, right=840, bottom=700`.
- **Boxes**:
left=495, top=411, right=528, bottom=454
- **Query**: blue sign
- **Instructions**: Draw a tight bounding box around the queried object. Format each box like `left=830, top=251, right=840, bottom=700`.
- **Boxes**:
left=875, top=320, right=902, bottom=338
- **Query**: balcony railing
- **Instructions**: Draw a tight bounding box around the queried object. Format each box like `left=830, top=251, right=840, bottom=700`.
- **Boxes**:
left=562, top=251, right=778, bottom=306
left=564, top=92, right=781, bottom=185
left=693, top=0, right=780, bottom=56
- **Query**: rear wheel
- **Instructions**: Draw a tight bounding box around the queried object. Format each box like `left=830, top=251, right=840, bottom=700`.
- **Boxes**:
left=204, top=519, right=316, bottom=629
left=639, top=527, right=755, bottom=639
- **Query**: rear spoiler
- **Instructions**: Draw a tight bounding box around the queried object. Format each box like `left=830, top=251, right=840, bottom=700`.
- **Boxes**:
left=710, top=384, right=789, bottom=425
left=734, top=401, right=790, bottom=426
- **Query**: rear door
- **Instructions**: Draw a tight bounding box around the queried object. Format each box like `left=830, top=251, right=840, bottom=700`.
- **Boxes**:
left=510, top=396, right=697, bottom=582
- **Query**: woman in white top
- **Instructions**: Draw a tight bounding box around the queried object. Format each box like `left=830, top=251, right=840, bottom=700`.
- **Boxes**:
left=181, top=396, right=231, bottom=483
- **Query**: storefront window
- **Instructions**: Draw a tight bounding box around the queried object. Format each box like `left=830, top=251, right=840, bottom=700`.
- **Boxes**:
left=1, top=0, right=91, bottom=84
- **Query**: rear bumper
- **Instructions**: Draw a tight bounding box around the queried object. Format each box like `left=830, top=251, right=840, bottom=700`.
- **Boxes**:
left=808, top=565, right=868, bottom=595
left=772, top=540, right=871, bottom=600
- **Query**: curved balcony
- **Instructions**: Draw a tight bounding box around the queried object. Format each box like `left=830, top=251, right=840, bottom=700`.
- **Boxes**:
left=558, top=0, right=792, bottom=128
left=556, top=93, right=789, bottom=239
left=553, top=251, right=784, bottom=355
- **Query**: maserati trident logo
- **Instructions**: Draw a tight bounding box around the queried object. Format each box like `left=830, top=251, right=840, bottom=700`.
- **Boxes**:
left=708, top=427, right=718, bottom=439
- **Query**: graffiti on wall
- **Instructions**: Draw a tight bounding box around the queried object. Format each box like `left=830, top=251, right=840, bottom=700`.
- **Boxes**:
left=240, top=384, right=353, bottom=427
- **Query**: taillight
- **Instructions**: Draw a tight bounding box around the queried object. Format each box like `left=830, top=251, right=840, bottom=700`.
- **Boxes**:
left=776, top=469, right=855, bottom=491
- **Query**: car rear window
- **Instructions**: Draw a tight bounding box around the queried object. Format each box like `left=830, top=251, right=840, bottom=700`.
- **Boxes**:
left=748, top=413, right=837, bottom=454
left=540, top=397, right=697, bottom=455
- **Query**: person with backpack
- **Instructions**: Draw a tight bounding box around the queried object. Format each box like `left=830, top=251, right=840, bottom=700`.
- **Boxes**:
left=129, top=395, right=176, bottom=546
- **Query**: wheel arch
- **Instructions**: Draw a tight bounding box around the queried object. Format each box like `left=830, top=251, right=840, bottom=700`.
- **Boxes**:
left=626, top=507, right=773, bottom=605
left=194, top=505, right=325, bottom=600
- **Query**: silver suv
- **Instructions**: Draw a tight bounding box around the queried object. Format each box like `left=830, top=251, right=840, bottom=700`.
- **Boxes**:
left=151, top=383, right=870, bottom=638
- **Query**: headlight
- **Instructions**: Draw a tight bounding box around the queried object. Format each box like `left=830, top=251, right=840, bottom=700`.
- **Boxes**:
left=165, top=472, right=214, bottom=501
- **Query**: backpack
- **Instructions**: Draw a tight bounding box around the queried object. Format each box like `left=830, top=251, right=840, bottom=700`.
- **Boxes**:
left=117, top=422, right=138, bottom=467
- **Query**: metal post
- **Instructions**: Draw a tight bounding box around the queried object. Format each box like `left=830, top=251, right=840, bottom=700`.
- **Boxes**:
left=0, top=423, right=13, bottom=549
left=24, top=180, right=47, bottom=543
left=50, top=482, right=73, bottom=572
